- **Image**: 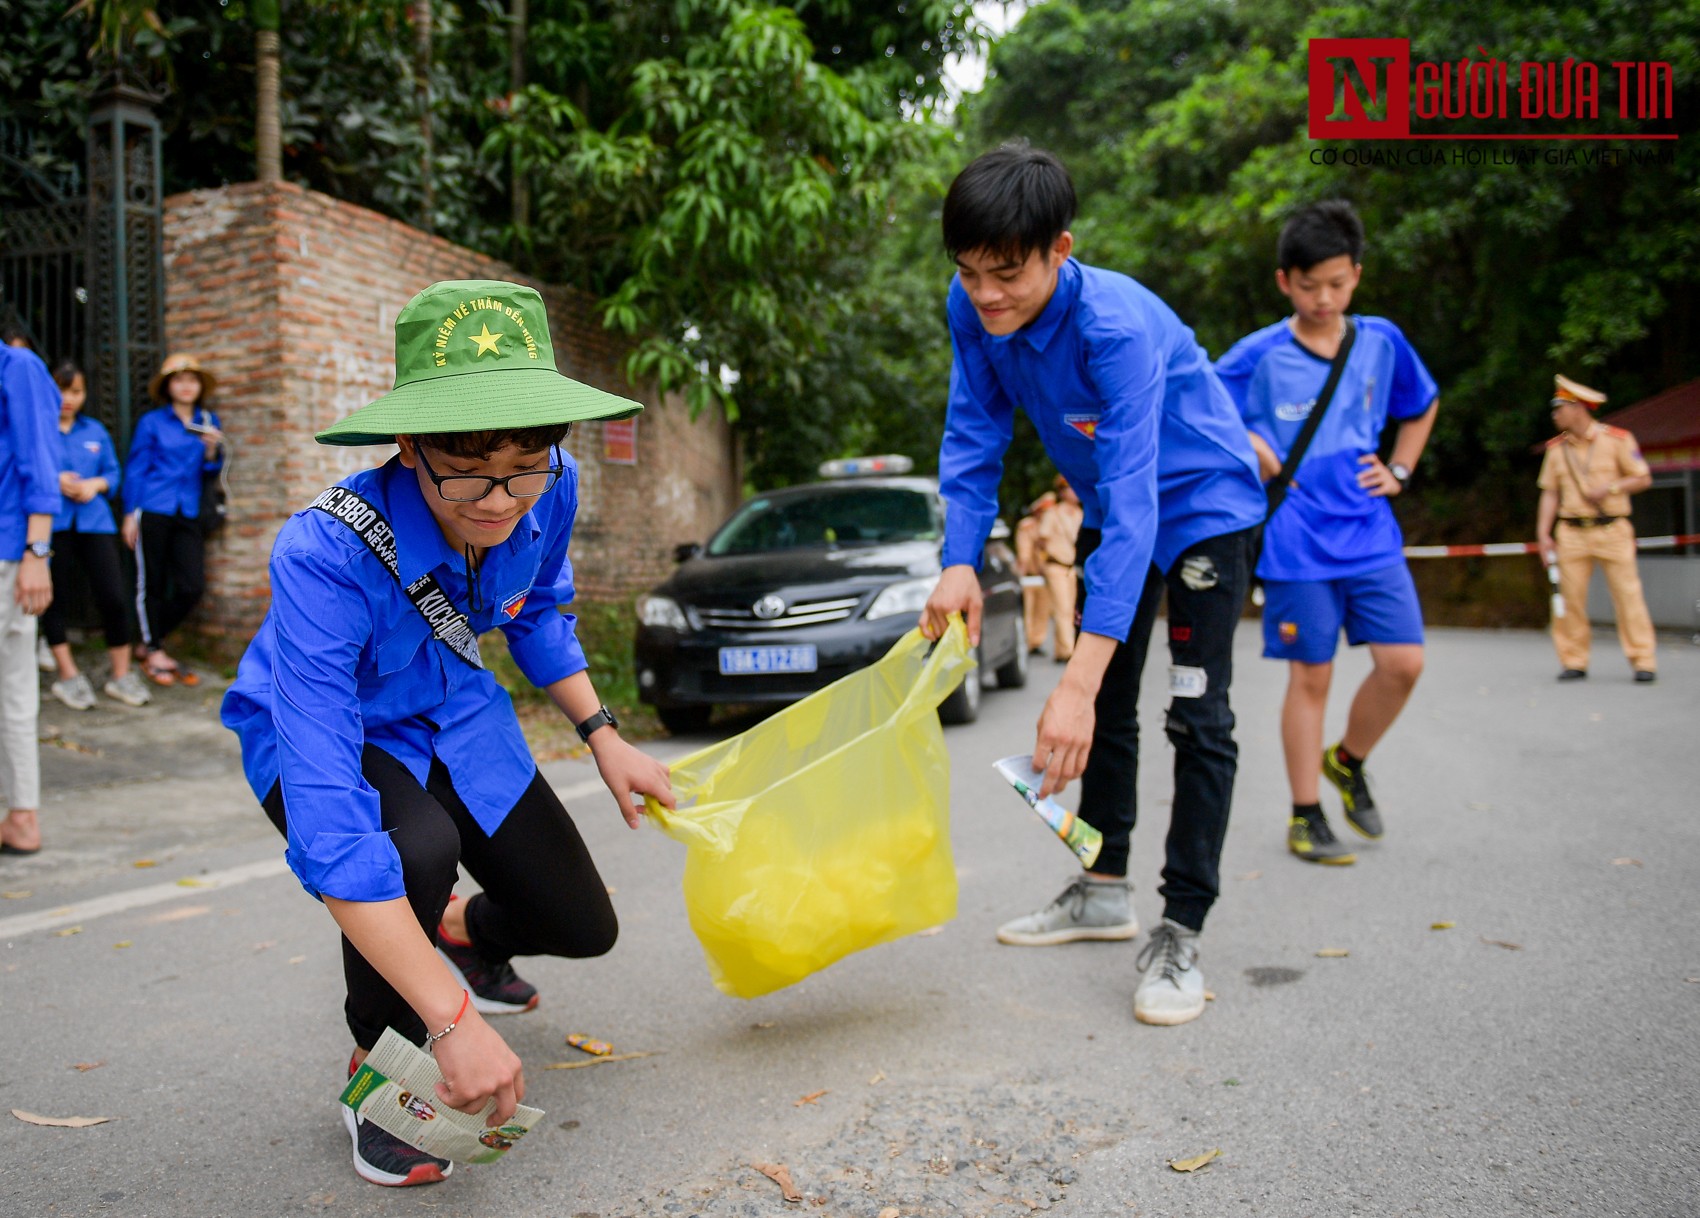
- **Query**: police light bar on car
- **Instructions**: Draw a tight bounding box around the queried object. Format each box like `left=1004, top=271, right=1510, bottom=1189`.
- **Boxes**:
left=819, top=454, right=914, bottom=479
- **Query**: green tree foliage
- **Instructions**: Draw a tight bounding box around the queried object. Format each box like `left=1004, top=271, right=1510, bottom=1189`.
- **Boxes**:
left=965, top=0, right=1700, bottom=535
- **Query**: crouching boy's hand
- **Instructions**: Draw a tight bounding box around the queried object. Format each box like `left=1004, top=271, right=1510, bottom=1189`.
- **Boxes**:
left=591, top=733, right=674, bottom=828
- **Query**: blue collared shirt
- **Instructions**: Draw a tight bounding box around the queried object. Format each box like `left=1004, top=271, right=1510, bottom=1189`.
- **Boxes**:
left=1216, top=315, right=1438, bottom=581
left=0, top=346, right=63, bottom=560
left=939, top=258, right=1265, bottom=641
left=53, top=415, right=121, bottom=534
left=221, top=454, right=589, bottom=903
left=122, top=405, right=223, bottom=517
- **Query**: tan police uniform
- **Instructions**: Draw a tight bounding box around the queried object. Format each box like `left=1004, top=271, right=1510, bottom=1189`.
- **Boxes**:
left=1538, top=381, right=1656, bottom=674
left=1014, top=511, right=1052, bottom=652
left=1037, top=494, right=1083, bottom=661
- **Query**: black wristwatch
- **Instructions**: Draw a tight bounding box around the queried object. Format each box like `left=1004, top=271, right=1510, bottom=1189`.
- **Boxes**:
left=24, top=540, right=53, bottom=560
left=575, top=704, right=619, bottom=743
left=1388, top=462, right=1412, bottom=487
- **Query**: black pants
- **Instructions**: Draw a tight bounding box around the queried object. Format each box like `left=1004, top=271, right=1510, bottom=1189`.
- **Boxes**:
left=263, top=745, right=617, bottom=1049
left=1075, top=526, right=1252, bottom=932
left=40, top=528, right=131, bottom=649
left=135, top=510, right=205, bottom=650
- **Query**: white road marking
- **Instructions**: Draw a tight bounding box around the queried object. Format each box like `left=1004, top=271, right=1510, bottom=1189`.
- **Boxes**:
left=0, top=857, right=293, bottom=940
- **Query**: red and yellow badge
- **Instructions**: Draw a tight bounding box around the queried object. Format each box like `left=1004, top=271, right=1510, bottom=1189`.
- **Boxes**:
left=1279, top=621, right=1299, bottom=644
left=501, top=590, right=528, bottom=620
left=1064, top=413, right=1099, bottom=441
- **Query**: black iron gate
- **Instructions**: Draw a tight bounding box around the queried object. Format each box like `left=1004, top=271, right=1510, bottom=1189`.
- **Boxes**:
left=0, top=85, right=166, bottom=452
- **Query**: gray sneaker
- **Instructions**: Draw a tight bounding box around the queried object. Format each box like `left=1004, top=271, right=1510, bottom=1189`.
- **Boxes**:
left=996, top=876, right=1138, bottom=946
left=104, top=671, right=152, bottom=707
left=1133, top=920, right=1205, bottom=1026
left=50, top=673, right=97, bottom=711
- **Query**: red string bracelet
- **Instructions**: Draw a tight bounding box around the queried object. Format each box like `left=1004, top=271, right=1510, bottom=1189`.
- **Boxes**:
left=426, top=989, right=470, bottom=1052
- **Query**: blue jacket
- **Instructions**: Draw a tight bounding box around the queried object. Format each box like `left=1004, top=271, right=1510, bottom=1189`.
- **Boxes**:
left=0, top=346, right=63, bottom=560
left=123, top=405, right=223, bottom=517
left=939, top=258, right=1265, bottom=641
left=53, top=415, right=122, bottom=534
left=221, top=454, right=587, bottom=903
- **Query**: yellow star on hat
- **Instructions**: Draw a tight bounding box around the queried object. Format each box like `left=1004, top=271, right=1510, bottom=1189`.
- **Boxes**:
left=468, top=323, right=504, bottom=358
left=1553, top=374, right=1607, bottom=410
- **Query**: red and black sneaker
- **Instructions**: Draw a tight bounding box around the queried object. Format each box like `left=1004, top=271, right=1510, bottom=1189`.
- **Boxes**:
left=436, top=906, right=539, bottom=1016
left=343, top=1055, right=452, bottom=1187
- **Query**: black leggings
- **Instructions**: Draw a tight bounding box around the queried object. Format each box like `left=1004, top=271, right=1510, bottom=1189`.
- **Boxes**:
left=40, top=528, right=131, bottom=649
left=263, top=745, right=617, bottom=1049
left=135, top=510, right=205, bottom=650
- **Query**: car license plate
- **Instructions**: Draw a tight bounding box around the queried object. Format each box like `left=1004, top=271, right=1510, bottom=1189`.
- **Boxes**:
left=718, top=645, right=818, bottom=676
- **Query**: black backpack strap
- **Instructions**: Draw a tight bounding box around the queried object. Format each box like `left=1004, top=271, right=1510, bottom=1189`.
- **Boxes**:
left=309, top=486, right=484, bottom=670
left=1265, top=316, right=1357, bottom=517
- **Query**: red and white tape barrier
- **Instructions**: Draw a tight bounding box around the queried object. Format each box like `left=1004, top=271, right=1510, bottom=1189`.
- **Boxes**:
left=1403, top=533, right=1700, bottom=559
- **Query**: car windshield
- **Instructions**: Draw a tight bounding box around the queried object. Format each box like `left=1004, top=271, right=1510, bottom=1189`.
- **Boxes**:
left=707, top=487, right=942, bottom=556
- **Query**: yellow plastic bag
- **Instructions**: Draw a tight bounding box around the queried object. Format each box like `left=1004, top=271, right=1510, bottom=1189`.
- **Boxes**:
left=647, top=620, right=974, bottom=998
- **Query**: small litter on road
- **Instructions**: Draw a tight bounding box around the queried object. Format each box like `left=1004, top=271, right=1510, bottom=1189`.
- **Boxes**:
left=794, top=1089, right=828, bottom=1107
left=147, top=905, right=209, bottom=924
left=133, top=859, right=157, bottom=869
left=1315, top=948, right=1349, bottom=958
left=879, top=1208, right=901, bottom=1218
left=70, top=1062, right=105, bottom=1072
left=175, top=878, right=211, bottom=888
left=751, top=1021, right=776, bottom=1030
left=1430, top=922, right=1456, bottom=930
left=1167, top=1148, right=1220, bottom=1173
left=543, top=1051, right=658, bottom=1071
left=1204, top=991, right=1216, bottom=1001
left=1480, top=937, right=1523, bottom=951
left=287, top=955, right=307, bottom=964
left=751, top=1161, right=803, bottom=1202
left=917, top=925, right=944, bottom=937
left=113, top=941, right=132, bottom=949
left=1612, top=857, right=1643, bottom=867
left=1235, top=870, right=1261, bottom=881
left=566, top=1034, right=614, bottom=1056
left=868, top=1070, right=886, bottom=1085
left=252, top=940, right=276, bottom=952
left=54, top=926, right=82, bottom=938
left=2, top=891, right=30, bottom=899
left=11, top=1110, right=110, bottom=1128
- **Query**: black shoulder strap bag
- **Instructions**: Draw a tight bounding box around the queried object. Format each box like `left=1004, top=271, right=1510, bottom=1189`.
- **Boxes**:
left=1250, top=317, right=1357, bottom=603
left=308, top=485, right=485, bottom=670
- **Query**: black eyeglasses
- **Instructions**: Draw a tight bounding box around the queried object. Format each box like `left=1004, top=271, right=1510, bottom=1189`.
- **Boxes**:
left=415, top=445, right=565, bottom=502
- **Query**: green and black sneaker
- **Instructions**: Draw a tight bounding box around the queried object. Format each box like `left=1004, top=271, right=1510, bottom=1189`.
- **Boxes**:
left=1288, top=812, right=1357, bottom=865
left=1323, top=743, right=1383, bottom=839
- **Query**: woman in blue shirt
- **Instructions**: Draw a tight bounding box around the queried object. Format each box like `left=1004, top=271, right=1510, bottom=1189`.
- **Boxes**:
left=40, top=362, right=150, bottom=710
left=121, top=353, right=223, bottom=686
left=221, top=280, right=674, bottom=1190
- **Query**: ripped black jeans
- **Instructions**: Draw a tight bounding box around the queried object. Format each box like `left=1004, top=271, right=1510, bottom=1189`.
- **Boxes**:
left=1074, top=526, right=1252, bottom=932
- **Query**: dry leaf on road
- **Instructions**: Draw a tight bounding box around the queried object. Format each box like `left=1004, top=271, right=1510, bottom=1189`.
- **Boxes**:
left=879, top=1209, right=901, bottom=1218
left=54, top=926, right=82, bottom=938
left=112, top=941, right=132, bottom=949
left=917, top=925, right=944, bottom=937
left=752, top=1162, right=803, bottom=1202
left=1612, top=858, right=1643, bottom=867
left=794, top=1089, right=828, bottom=1107
left=1430, top=922, right=1456, bottom=930
left=1168, top=1148, right=1220, bottom=1173
left=1480, top=937, right=1523, bottom=951
left=868, top=1070, right=886, bottom=1085
left=132, top=860, right=157, bottom=869
left=175, top=878, right=211, bottom=888
left=542, top=1051, right=657, bottom=1071
left=11, top=1110, right=111, bottom=1128
left=1235, top=871, right=1262, bottom=881
left=3, top=891, right=31, bottom=899
left=70, top=1062, right=105, bottom=1072
left=1315, top=948, right=1349, bottom=958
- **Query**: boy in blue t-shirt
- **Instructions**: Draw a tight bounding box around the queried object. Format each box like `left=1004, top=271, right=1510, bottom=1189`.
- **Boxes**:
left=1215, top=200, right=1439, bottom=865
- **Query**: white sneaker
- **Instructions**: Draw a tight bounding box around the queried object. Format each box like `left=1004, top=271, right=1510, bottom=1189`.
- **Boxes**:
left=996, top=876, right=1138, bottom=946
left=37, top=637, right=55, bottom=672
left=104, top=671, right=153, bottom=707
left=50, top=673, right=97, bottom=711
left=1133, top=919, right=1206, bottom=1026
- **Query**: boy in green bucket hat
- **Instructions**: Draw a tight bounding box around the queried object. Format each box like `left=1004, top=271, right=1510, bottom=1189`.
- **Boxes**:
left=222, top=280, right=675, bottom=1188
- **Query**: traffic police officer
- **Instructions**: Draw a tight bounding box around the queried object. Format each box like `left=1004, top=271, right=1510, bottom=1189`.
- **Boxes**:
left=1535, top=374, right=1657, bottom=682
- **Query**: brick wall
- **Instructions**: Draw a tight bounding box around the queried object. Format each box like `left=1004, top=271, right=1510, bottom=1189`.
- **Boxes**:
left=161, top=181, right=739, bottom=652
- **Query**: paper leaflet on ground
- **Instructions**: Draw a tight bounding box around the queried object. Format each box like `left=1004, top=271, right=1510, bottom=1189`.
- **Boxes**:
left=338, top=1028, right=544, bottom=1165
left=992, top=754, right=1103, bottom=868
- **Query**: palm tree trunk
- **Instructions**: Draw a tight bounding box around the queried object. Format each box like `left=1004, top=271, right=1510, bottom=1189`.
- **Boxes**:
left=255, top=28, right=281, bottom=183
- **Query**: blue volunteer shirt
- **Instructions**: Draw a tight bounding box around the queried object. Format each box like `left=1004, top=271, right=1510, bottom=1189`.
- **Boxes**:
left=221, top=453, right=589, bottom=903
left=939, top=257, right=1265, bottom=641
left=0, top=345, right=63, bottom=560
left=53, top=415, right=122, bottom=534
left=122, top=404, right=223, bottom=517
left=1216, top=315, right=1439, bottom=582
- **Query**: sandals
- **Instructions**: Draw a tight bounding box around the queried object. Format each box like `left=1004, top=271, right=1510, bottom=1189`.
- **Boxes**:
left=141, top=650, right=200, bottom=688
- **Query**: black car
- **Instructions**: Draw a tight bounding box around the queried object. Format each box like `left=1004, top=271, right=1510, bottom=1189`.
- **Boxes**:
left=635, top=470, right=1028, bottom=734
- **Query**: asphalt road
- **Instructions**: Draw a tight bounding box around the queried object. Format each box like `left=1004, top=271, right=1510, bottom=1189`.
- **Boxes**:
left=2, top=625, right=1696, bottom=1217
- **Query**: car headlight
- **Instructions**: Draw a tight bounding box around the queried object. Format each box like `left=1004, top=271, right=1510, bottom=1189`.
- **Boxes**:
left=865, top=576, right=935, bottom=622
left=637, top=594, right=689, bottom=631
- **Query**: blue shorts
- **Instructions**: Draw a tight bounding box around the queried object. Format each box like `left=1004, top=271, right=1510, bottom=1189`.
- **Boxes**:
left=1261, top=562, right=1424, bottom=664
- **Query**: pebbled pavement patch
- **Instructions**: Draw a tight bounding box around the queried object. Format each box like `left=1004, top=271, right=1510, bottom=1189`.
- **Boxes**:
left=608, top=1081, right=1120, bottom=1217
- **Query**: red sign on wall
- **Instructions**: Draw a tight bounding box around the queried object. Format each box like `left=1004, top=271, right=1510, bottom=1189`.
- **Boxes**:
left=602, top=418, right=637, bottom=465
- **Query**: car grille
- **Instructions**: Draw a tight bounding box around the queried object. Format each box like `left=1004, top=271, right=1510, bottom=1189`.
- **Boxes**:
left=691, top=596, right=862, bottom=631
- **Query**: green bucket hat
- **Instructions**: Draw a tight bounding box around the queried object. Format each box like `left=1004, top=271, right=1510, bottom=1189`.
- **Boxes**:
left=316, top=279, right=643, bottom=447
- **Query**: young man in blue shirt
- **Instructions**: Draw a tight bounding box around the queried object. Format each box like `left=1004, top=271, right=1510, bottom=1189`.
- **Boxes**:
left=0, top=342, right=60, bottom=856
left=223, top=280, right=674, bottom=1188
left=919, top=144, right=1266, bottom=1027
left=1215, top=201, right=1439, bottom=866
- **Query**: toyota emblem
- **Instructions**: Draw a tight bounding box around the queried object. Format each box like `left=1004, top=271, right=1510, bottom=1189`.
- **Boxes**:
left=753, top=595, right=786, bottom=620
